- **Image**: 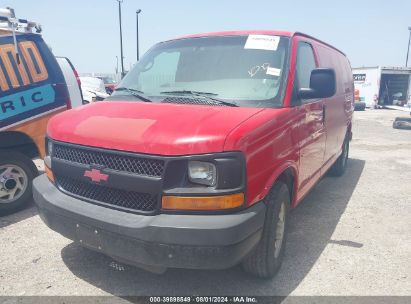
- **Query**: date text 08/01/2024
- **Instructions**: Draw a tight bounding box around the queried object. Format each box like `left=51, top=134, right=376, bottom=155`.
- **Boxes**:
left=149, top=296, right=258, bottom=303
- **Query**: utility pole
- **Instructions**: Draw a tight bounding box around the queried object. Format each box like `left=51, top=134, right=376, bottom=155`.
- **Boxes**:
left=116, top=0, right=125, bottom=78
left=406, top=27, right=411, bottom=67
left=115, top=55, right=118, bottom=75
left=136, top=9, right=142, bottom=62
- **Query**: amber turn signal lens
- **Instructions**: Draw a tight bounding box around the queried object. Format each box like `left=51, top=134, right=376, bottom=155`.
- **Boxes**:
left=162, top=193, right=244, bottom=211
left=45, top=165, right=55, bottom=183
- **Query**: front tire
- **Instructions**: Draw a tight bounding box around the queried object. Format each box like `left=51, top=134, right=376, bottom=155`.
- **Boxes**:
left=242, top=181, right=290, bottom=278
left=0, top=151, right=38, bottom=215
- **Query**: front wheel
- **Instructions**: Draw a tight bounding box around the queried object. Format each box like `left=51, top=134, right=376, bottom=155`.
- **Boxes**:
left=242, top=181, right=290, bottom=278
left=0, top=152, right=38, bottom=215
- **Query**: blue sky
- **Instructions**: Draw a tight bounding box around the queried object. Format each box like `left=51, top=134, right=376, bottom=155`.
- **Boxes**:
left=3, top=0, right=411, bottom=73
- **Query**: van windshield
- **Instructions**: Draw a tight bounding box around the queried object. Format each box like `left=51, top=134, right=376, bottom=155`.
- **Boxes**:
left=111, top=35, right=290, bottom=108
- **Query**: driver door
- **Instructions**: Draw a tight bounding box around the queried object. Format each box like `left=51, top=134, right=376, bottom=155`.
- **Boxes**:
left=294, top=40, right=326, bottom=199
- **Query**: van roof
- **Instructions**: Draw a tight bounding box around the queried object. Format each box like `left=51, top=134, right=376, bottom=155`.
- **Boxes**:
left=0, top=7, right=42, bottom=34
left=170, top=30, right=346, bottom=57
left=0, top=29, right=36, bottom=36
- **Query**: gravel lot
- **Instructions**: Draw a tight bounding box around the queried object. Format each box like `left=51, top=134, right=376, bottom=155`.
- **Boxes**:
left=0, top=109, right=410, bottom=297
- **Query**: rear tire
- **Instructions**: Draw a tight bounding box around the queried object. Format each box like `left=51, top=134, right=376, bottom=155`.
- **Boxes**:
left=242, top=181, right=290, bottom=278
left=0, top=151, right=38, bottom=215
left=329, top=138, right=349, bottom=177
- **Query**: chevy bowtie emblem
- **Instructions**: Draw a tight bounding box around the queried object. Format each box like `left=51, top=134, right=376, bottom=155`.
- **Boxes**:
left=84, top=168, right=109, bottom=183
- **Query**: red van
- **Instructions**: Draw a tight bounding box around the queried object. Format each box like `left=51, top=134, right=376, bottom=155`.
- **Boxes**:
left=33, top=30, right=354, bottom=278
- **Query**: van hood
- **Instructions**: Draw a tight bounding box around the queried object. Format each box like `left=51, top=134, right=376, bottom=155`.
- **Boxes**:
left=47, top=101, right=264, bottom=155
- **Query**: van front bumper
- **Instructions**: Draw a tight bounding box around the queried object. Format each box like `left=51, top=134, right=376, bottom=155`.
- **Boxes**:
left=33, top=174, right=266, bottom=271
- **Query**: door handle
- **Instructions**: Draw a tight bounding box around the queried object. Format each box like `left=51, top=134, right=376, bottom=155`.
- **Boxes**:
left=322, top=104, right=326, bottom=124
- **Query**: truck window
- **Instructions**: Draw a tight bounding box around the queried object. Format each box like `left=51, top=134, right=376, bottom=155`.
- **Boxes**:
left=295, top=42, right=316, bottom=90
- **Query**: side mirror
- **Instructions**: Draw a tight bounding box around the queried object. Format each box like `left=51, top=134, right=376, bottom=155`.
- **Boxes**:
left=298, top=68, right=336, bottom=99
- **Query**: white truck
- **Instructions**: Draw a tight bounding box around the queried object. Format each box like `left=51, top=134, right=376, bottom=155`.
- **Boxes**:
left=79, top=76, right=109, bottom=103
left=353, top=66, right=411, bottom=110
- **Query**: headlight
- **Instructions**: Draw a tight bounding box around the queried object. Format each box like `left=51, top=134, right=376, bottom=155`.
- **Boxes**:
left=188, top=161, right=216, bottom=186
left=47, top=140, right=53, bottom=156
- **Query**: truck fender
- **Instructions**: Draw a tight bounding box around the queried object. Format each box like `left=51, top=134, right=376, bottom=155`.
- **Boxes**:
left=255, top=161, right=299, bottom=208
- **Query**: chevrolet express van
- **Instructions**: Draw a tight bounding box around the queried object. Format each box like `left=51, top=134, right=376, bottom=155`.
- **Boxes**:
left=0, top=8, right=71, bottom=214
left=34, top=30, right=354, bottom=278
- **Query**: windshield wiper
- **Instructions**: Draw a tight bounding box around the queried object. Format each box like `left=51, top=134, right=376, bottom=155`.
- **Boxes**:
left=160, top=90, right=238, bottom=107
left=115, top=87, right=153, bottom=102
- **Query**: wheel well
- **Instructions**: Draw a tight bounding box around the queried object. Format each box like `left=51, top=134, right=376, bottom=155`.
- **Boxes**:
left=276, top=168, right=295, bottom=205
left=0, top=131, right=40, bottom=159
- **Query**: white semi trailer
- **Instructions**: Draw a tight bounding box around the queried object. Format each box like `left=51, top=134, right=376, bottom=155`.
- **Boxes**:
left=353, top=66, right=411, bottom=109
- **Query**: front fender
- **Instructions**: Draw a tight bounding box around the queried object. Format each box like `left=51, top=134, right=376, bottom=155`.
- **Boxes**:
left=257, top=161, right=299, bottom=208
left=224, top=108, right=301, bottom=208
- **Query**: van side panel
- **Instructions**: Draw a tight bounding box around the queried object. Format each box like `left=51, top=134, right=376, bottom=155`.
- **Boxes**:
left=8, top=114, right=50, bottom=157
left=0, top=34, right=68, bottom=131
left=313, top=43, right=353, bottom=171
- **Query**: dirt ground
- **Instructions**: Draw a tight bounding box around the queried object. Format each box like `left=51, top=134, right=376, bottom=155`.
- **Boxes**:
left=0, top=109, right=410, bottom=298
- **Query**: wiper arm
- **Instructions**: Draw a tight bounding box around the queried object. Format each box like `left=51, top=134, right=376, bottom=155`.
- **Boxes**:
left=115, top=87, right=152, bottom=102
left=160, top=90, right=238, bottom=107
left=161, top=90, right=218, bottom=96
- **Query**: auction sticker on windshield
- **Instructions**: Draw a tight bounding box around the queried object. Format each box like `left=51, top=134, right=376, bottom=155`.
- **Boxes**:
left=244, top=35, right=280, bottom=51
left=266, top=67, right=281, bottom=76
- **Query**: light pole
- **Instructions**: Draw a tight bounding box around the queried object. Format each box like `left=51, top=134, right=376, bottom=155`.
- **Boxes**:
left=116, top=0, right=125, bottom=78
left=115, top=55, right=118, bottom=75
left=136, top=9, right=142, bottom=62
left=406, top=26, right=411, bottom=67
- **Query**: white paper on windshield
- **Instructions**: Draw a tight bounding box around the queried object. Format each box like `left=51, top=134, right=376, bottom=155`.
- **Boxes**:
left=244, top=35, right=280, bottom=51
left=266, top=67, right=281, bottom=76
